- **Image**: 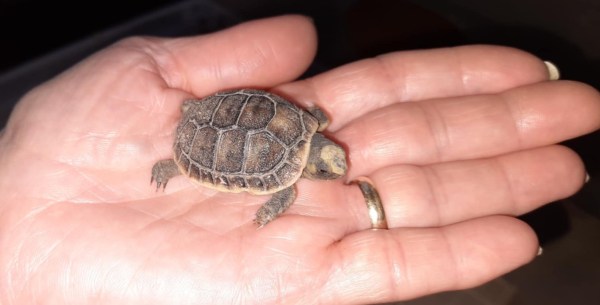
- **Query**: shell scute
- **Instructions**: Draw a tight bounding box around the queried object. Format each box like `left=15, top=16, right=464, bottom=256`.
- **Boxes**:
left=267, top=103, right=302, bottom=145
left=245, top=132, right=285, bottom=174
left=215, top=129, right=247, bottom=172
left=189, top=126, right=218, bottom=169
left=212, top=94, right=245, bottom=127
left=237, top=95, right=275, bottom=129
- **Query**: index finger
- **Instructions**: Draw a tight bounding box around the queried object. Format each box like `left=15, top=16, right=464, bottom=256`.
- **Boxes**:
left=277, top=45, right=552, bottom=131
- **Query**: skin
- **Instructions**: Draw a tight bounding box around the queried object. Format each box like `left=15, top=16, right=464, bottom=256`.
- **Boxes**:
left=0, top=15, right=599, bottom=305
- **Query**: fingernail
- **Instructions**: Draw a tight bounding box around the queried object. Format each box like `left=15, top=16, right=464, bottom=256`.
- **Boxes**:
left=544, top=61, right=560, bottom=80
left=585, top=172, right=590, bottom=183
left=302, top=15, right=315, bottom=24
left=537, top=246, right=544, bottom=256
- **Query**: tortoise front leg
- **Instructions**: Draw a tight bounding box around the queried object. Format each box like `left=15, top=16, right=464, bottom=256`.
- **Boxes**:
left=308, top=107, right=329, bottom=131
left=151, top=159, right=181, bottom=190
left=254, top=186, right=296, bottom=227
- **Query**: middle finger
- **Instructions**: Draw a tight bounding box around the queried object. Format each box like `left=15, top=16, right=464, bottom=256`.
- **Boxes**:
left=338, top=80, right=600, bottom=178
left=341, top=145, right=586, bottom=230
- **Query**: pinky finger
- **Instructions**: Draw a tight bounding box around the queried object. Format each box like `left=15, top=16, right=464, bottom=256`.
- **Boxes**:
left=320, top=216, right=538, bottom=304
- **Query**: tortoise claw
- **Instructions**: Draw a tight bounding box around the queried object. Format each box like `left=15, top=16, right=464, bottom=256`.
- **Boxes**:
left=150, top=159, right=180, bottom=192
left=152, top=180, right=167, bottom=192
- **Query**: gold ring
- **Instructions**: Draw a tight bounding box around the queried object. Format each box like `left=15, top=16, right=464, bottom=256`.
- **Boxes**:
left=353, top=177, right=388, bottom=230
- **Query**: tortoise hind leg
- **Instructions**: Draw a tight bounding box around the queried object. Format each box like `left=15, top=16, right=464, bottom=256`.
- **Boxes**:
left=254, top=186, right=296, bottom=227
left=151, top=159, right=181, bottom=190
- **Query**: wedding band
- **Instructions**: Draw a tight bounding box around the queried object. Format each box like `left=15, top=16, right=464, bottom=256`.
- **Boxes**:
left=353, top=177, right=388, bottom=230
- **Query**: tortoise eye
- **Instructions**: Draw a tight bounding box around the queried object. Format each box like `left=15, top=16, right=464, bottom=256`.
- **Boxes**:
left=317, top=161, right=331, bottom=174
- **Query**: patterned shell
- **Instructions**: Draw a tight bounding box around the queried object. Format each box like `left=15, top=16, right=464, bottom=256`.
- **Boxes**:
left=173, top=89, right=319, bottom=195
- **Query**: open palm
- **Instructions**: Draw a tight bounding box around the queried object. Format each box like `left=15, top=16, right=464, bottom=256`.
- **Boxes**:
left=1, top=16, right=599, bottom=305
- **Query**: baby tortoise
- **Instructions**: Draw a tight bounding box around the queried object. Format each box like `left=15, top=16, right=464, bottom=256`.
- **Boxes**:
left=151, top=89, right=347, bottom=226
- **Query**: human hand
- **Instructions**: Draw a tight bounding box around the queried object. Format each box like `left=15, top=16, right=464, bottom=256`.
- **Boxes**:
left=1, top=15, right=598, bottom=305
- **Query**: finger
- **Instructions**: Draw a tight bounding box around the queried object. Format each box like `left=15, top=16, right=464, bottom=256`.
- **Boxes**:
left=16, top=15, right=316, bottom=111
left=339, top=80, right=600, bottom=177
left=157, top=15, right=317, bottom=96
left=342, top=145, right=586, bottom=230
left=278, top=45, right=552, bottom=130
left=320, top=216, right=538, bottom=304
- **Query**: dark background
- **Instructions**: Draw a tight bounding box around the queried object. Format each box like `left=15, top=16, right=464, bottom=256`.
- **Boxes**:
left=1, top=0, right=599, bottom=304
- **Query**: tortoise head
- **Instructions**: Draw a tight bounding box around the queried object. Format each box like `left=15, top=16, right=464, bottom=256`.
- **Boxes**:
left=303, top=133, right=347, bottom=180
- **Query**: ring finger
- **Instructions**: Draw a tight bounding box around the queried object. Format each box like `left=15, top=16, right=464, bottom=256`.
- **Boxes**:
left=341, top=145, right=586, bottom=231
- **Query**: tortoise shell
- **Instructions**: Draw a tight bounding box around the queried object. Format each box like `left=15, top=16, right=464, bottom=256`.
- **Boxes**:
left=172, top=89, right=320, bottom=195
